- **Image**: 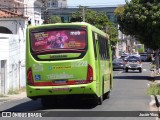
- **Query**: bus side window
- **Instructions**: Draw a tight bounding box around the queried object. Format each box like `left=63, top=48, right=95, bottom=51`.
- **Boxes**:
left=92, top=32, right=97, bottom=60
left=98, top=35, right=102, bottom=60
left=94, top=33, right=109, bottom=61
left=97, top=35, right=108, bottom=60
left=103, top=37, right=107, bottom=60
left=106, top=39, right=110, bottom=60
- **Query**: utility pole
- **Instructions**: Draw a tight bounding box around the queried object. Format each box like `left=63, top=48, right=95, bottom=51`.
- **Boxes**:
left=82, top=6, right=85, bottom=22
left=41, top=0, right=48, bottom=23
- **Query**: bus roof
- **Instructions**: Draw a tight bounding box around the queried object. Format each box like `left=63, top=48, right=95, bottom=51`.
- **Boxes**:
left=29, top=22, right=103, bottom=31
left=28, top=22, right=108, bottom=38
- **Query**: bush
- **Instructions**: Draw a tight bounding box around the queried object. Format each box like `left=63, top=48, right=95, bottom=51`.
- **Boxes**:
left=147, top=84, right=160, bottom=95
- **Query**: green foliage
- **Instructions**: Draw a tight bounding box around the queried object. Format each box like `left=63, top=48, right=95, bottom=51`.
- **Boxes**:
left=147, top=84, right=160, bottom=95
left=115, top=0, right=160, bottom=50
left=71, top=7, right=109, bottom=30
left=49, top=16, right=62, bottom=23
left=108, top=25, right=119, bottom=46
left=0, top=94, right=7, bottom=97
left=114, top=5, right=124, bottom=17
left=70, top=7, right=118, bottom=46
left=8, top=88, right=19, bottom=95
left=8, top=87, right=26, bottom=95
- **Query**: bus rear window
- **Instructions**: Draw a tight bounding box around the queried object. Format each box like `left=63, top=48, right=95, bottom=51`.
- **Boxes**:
left=30, top=29, right=86, bottom=52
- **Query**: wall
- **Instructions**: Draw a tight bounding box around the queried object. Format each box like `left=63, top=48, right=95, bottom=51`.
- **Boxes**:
left=0, top=33, right=25, bottom=95
left=0, top=0, right=43, bottom=95
left=0, top=34, right=9, bottom=94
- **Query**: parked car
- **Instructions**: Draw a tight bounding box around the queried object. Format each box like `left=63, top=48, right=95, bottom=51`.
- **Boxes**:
left=140, top=54, right=148, bottom=61
left=125, top=55, right=142, bottom=73
left=140, top=53, right=152, bottom=62
left=112, top=58, right=125, bottom=71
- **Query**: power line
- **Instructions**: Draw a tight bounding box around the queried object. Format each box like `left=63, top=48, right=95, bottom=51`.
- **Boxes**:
left=0, top=4, right=125, bottom=10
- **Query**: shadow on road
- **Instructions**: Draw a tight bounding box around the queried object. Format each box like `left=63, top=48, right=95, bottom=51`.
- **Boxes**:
left=113, top=69, right=124, bottom=71
left=3, top=98, right=97, bottom=112
left=113, top=75, right=150, bottom=80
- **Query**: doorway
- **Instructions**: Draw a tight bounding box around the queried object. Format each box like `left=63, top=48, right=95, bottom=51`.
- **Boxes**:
left=0, top=60, right=7, bottom=95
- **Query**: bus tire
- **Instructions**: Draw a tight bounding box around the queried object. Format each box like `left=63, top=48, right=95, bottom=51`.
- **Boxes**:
left=104, top=91, right=110, bottom=99
left=41, top=97, right=56, bottom=107
left=41, top=97, right=50, bottom=107
left=139, top=68, right=142, bottom=73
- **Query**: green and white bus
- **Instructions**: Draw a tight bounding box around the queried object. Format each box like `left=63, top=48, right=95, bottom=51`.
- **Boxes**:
left=135, top=44, right=145, bottom=53
left=26, top=22, right=113, bottom=106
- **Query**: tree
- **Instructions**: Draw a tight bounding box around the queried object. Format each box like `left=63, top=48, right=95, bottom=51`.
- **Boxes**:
left=70, top=7, right=118, bottom=47
left=115, top=0, right=160, bottom=50
left=49, top=16, right=62, bottom=23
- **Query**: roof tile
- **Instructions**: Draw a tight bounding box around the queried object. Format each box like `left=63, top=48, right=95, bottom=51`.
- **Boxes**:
left=0, top=9, right=23, bottom=18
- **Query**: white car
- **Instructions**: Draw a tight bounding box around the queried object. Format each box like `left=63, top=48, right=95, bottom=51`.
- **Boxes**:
left=125, top=55, right=142, bottom=73
left=132, top=52, right=140, bottom=57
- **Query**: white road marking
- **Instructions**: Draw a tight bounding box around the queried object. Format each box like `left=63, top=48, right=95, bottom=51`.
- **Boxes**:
left=114, top=71, right=123, bottom=76
left=143, top=69, right=147, bottom=71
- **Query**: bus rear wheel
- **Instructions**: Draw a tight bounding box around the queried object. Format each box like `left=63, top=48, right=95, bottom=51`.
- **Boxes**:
left=139, top=68, right=142, bottom=73
left=41, top=97, right=57, bottom=107
left=41, top=97, right=52, bottom=107
left=103, top=91, right=110, bottom=99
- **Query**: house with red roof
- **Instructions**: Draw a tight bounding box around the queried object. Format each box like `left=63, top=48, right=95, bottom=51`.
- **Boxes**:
left=0, top=0, right=43, bottom=95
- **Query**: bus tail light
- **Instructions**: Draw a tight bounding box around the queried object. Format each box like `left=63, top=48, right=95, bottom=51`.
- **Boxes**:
left=87, top=64, right=93, bottom=82
left=26, top=65, right=93, bottom=86
left=27, top=68, right=34, bottom=85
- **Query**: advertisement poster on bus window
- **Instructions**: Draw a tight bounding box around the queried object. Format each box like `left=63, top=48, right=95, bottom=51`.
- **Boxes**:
left=30, top=30, right=86, bottom=51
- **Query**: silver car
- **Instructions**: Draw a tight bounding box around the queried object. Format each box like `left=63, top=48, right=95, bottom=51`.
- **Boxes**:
left=125, top=56, right=142, bottom=73
left=112, top=59, right=125, bottom=70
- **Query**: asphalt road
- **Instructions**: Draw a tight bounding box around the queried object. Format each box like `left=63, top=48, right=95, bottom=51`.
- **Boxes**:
left=0, top=62, right=157, bottom=120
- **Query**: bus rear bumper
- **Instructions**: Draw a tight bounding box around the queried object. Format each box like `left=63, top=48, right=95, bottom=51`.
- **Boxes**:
left=26, top=82, right=97, bottom=100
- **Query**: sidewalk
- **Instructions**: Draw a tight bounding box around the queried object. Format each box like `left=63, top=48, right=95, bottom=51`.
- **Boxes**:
left=0, top=91, right=26, bottom=105
left=149, top=68, right=160, bottom=111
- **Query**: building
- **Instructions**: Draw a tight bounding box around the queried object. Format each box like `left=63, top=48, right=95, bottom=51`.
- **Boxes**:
left=1, top=0, right=25, bottom=15
left=25, top=0, right=43, bottom=25
left=0, top=0, right=43, bottom=95
left=47, top=0, right=67, bottom=8
left=45, top=6, right=117, bottom=24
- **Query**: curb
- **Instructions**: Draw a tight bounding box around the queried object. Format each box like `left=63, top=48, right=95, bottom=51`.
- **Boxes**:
left=149, top=95, right=158, bottom=111
left=148, top=72, right=160, bottom=115
left=149, top=70, right=160, bottom=112
left=149, top=95, right=160, bottom=108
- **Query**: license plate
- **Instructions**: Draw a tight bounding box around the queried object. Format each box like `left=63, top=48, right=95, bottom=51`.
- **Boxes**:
left=131, top=66, right=136, bottom=68
left=53, top=88, right=70, bottom=91
left=54, top=80, right=67, bottom=84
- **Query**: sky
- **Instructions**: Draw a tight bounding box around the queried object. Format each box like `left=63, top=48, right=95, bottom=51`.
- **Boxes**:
left=67, top=0, right=126, bottom=7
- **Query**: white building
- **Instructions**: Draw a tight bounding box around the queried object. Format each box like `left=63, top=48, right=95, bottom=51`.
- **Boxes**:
left=25, top=0, right=43, bottom=25
left=0, top=0, right=43, bottom=95
left=47, top=0, right=67, bottom=8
